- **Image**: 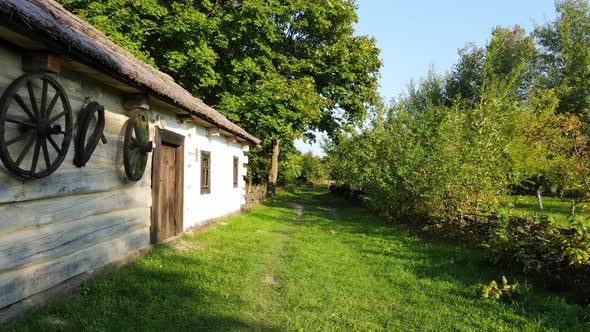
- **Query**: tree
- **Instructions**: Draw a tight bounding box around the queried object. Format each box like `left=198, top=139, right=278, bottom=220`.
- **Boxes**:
left=535, top=0, right=590, bottom=211
left=298, top=152, right=325, bottom=184
left=445, top=43, right=485, bottom=107
left=537, top=0, right=590, bottom=115
left=327, top=26, right=544, bottom=221
left=555, top=112, right=590, bottom=214
left=506, top=88, right=564, bottom=211
left=59, top=0, right=382, bottom=195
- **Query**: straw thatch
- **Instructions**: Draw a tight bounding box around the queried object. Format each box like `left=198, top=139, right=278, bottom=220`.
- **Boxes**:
left=0, top=0, right=260, bottom=145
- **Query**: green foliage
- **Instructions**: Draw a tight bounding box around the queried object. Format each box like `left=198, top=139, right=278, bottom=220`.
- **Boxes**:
left=59, top=0, right=382, bottom=185
left=537, top=0, right=590, bottom=115
left=483, top=213, right=590, bottom=303
left=487, top=214, right=561, bottom=274
left=280, top=153, right=303, bottom=189
left=279, top=152, right=326, bottom=190
left=477, top=276, right=520, bottom=301
left=298, top=152, right=326, bottom=183
left=564, top=215, right=590, bottom=266
left=327, top=25, right=551, bottom=222
left=500, top=195, right=589, bottom=226
left=555, top=113, right=590, bottom=205
left=445, top=43, right=485, bottom=107
left=326, top=1, right=590, bottom=302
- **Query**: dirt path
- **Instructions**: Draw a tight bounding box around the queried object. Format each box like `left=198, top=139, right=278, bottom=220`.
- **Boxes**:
left=250, top=201, right=303, bottom=324
left=289, top=202, right=304, bottom=220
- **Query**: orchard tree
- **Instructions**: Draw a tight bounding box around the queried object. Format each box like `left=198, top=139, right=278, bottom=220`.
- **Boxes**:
left=60, top=0, right=382, bottom=195
left=556, top=112, right=590, bottom=214
left=535, top=0, right=590, bottom=209
left=506, top=88, right=564, bottom=210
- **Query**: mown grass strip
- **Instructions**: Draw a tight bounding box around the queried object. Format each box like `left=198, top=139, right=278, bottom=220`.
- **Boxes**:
left=6, top=189, right=590, bottom=331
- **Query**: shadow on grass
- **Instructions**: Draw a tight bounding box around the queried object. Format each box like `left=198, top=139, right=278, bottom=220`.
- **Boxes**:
left=275, top=189, right=590, bottom=331
left=8, top=189, right=588, bottom=331
left=8, top=248, right=276, bottom=332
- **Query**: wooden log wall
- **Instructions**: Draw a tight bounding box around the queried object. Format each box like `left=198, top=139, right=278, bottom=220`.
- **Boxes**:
left=0, top=46, right=151, bottom=310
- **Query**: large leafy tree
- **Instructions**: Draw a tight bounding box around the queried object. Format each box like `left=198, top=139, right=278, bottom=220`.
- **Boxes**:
left=537, top=0, right=590, bottom=115
left=445, top=43, right=485, bottom=108
left=535, top=0, right=590, bottom=209
left=60, top=0, right=381, bottom=194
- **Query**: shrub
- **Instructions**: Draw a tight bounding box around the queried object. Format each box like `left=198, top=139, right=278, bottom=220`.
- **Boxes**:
left=329, top=183, right=364, bottom=202
left=478, top=276, right=521, bottom=301
left=483, top=214, right=588, bottom=297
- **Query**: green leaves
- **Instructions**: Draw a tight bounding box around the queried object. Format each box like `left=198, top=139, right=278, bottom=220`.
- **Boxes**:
left=326, top=3, right=590, bottom=226
left=61, top=0, right=169, bottom=65
left=477, top=276, right=520, bottom=301
left=482, top=26, right=537, bottom=103
left=537, top=0, right=590, bottom=115
left=59, top=0, right=381, bottom=183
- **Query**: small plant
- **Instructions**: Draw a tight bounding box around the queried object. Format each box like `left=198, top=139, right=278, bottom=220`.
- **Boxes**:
left=477, top=276, right=519, bottom=301
left=564, top=215, right=590, bottom=266
left=533, top=213, right=554, bottom=227
left=78, top=280, right=90, bottom=295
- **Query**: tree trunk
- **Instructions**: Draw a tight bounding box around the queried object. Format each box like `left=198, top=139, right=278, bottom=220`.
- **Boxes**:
left=536, top=186, right=543, bottom=211
left=571, top=200, right=577, bottom=215
left=266, top=138, right=280, bottom=197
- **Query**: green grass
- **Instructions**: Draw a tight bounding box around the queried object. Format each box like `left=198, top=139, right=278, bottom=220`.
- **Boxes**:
left=7, top=190, right=590, bottom=331
left=500, top=195, right=589, bottom=226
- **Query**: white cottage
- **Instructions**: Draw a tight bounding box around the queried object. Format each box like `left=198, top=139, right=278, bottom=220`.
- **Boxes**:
left=0, top=0, right=260, bottom=321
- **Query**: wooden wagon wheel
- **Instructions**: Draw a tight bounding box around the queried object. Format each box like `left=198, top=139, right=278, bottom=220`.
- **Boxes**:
left=74, top=101, right=107, bottom=168
left=123, top=110, right=152, bottom=181
left=0, top=73, right=73, bottom=179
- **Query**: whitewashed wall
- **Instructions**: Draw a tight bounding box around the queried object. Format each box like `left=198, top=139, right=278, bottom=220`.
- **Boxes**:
left=149, top=109, right=247, bottom=229
left=0, top=43, right=248, bottom=310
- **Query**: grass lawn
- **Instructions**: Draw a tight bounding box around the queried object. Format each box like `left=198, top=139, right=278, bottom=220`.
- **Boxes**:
left=500, top=195, right=589, bottom=227
left=6, top=190, right=590, bottom=331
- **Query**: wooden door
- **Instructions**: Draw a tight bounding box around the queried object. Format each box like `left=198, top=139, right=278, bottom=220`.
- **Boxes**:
left=151, top=129, right=185, bottom=243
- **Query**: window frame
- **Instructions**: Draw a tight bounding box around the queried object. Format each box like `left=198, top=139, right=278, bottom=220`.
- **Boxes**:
left=200, top=151, right=211, bottom=194
left=233, top=156, right=239, bottom=188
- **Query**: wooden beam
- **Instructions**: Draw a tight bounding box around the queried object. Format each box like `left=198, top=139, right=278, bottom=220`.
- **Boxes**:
left=0, top=26, right=46, bottom=50
left=226, top=135, right=237, bottom=144
left=207, top=127, right=221, bottom=137
left=176, top=114, right=193, bottom=123
left=22, top=52, right=61, bottom=74
left=63, top=59, right=140, bottom=93
left=0, top=243, right=152, bottom=324
left=123, top=93, right=150, bottom=111
left=0, top=229, right=148, bottom=311
left=176, top=114, right=212, bottom=128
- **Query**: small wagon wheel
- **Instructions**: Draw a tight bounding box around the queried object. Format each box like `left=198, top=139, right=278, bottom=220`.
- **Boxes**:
left=74, top=101, right=107, bottom=168
left=123, top=110, right=152, bottom=181
left=0, top=73, right=73, bottom=179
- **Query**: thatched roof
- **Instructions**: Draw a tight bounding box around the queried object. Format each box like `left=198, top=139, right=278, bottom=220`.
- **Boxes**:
left=0, top=0, right=260, bottom=145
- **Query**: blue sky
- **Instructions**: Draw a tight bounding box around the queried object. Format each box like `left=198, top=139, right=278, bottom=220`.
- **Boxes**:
left=296, top=0, right=558, bottom=156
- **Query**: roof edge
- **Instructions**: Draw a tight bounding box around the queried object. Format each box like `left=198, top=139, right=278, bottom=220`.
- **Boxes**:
left=0, top=0, right=260, bottom=145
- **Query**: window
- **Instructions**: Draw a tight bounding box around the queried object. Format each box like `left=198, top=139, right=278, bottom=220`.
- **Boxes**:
left=233, top=156, right=239, bottom=188
left=201, top=151, right=211, bottom=194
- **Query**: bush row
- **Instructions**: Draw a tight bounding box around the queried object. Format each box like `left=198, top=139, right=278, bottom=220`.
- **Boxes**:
left=330, top=183, right=590, bottom=304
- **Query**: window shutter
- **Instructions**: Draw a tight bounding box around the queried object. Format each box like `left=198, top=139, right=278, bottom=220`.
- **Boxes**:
left=201, top=151, right=211, bottom=194
left=233, top=156, right=239, bottom=188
